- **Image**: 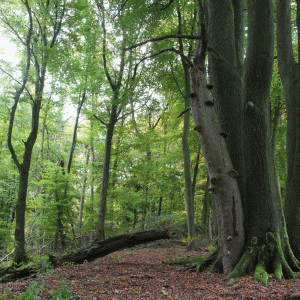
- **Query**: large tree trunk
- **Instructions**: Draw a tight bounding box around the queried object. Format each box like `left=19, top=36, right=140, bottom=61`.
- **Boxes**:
left=206, top=0, right=246, bottom=210
left=201, top=174, right=210, bottom=235
left=0, top=229, right=170, bottom=283
left=277, top=0, right=300, bottom=260
left=190, top=0, right=299, bottom=283
left=189, top=2, right=245, bottom=272
left=224, top=0, right=300, bottom=284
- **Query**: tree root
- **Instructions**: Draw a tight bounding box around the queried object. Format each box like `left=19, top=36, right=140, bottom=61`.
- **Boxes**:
left=172, top=247, right=219, bottom=273
left=176, top=231, right=300, bottom=286
left=229, top=231, right=299, bottom=285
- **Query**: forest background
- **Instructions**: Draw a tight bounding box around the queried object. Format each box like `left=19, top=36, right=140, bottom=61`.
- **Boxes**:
left=0, top=0, right=298, bottom=285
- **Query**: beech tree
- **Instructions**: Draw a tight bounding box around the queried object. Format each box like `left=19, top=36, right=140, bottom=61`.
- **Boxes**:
left=0, top=0, right=67, bottom=264
left=92, top=0, right=159, bottom=242
left=277, top=0, right=300, bottom=260
left=128, top=0, right=300, bottom=283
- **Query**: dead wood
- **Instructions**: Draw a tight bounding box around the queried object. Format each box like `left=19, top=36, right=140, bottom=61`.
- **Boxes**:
left=0, top=229, right=170, bottom=283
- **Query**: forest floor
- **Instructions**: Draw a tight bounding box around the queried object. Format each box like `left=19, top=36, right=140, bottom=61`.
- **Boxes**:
left=1, top=240, right=300, bottom=299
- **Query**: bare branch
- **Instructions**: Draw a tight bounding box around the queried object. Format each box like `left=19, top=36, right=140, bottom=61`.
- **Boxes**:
left=177, top=106, right=191, bottom=118
left=132, top=47, right=193, bottom=79
left=160, top=0, right=175, bottom=10
left=124, top=35, right=202, bottom=51
left=116, top=102, right=147, bottom=122
left=120, top=0, right=129, bottom=11
left=94, top=0, right=116, bottom=91
left=149, top=0, right=174, bottom=10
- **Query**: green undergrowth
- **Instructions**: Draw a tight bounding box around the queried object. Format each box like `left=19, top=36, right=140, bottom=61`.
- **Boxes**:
left=0, top=274, right=75, bottom=300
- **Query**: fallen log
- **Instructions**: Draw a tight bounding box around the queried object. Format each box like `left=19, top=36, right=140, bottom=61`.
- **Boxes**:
left=0, top=228, right=170, bottom=283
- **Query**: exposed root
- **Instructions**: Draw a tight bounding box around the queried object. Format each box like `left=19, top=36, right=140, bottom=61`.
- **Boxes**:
left=172, top=247, right=219, bottom=273
left=173, top=230, right=300, bottom=286
left=228, top=231, right=299, bottom=285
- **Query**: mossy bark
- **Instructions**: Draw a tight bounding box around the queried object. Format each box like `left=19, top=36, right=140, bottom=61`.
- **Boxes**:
left=187, top=0, right=300, bottom=283
left=229, top=231, right=298, bottom=285
left=277, top=0, right=300, bottom=261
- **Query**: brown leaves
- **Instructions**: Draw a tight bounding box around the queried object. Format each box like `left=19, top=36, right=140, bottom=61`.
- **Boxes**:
left=0, top=243, right=299, bottom=299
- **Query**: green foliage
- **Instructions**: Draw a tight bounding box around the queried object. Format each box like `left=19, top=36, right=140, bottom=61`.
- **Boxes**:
left=29, top=162, right=78, bottom=250
left=15, top=280, right=45, bottom=300
left=182, top=236, right=197, bottom=244
left=48, top=276, right=72, bottom=300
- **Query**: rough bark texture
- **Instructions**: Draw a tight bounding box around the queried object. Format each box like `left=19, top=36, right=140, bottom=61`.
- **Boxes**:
left=190, top=16, right=244, bottom=274
left=0, top=229, right=170, bottom=284
left=243, top=0, right=278, bottom=242
left=277, top=0, right=300, bottom=260
left=226, top=0, right=300, bottom=284
left=205, top=0, right=246, bottom=212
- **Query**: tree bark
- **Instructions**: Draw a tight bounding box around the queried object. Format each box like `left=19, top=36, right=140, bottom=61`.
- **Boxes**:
left=225, top=0, right=300, bottom=284
left=94, top=103, right=118, bottom=242
left=79, top=146, right=90, bottom=229
left=0, top=229, right=170, bottom=283
left=201, top=174, right=210, bottom=235
left=189, top=13, right=245, bottom=273
left=206, top=0, right=246, bottom=211
left=5, top=0, right=65, bottom=264
left=67, top=90, right=86, bottom=174
left=177, top=8, right=197, bottom=248
left=277, top=0, right=300, bottom=260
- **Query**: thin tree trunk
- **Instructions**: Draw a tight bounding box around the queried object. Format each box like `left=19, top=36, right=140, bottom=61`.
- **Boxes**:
left=192, top=152, right=200, bottom=198
left=79, top=146, right=90, bottom=229
left=67, top=90, right=86, bottom=174
left=90, top=145, right=95, bottom=213
left=94, top=103, right=118, bottom=242
left=178, top=9, right=196, bottom=248
left=201, top=174, right=210, bottom=235
left=157, top=197, right=162, bottom=216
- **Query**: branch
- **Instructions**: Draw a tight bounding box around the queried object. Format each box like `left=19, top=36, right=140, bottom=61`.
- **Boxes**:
left=132, top=47, right=193, bottom=79
left=93, top=114, right=108, bottom=127
left=7, top=0, right=33, bottom=171
left=0, top=66, right=33, bottom=101
left=160, top=0, right=175, bottom=10
left=124, top=34, right=202, bottom=51
left=177, top=106, right=191, bottom=118
left=95, top=0, right=116, bottom=91
left=0, top=9, right=26, bottom=46
left=149, top=0, right=175, bottom=11
left=116, top=102, right=148, bottom=122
